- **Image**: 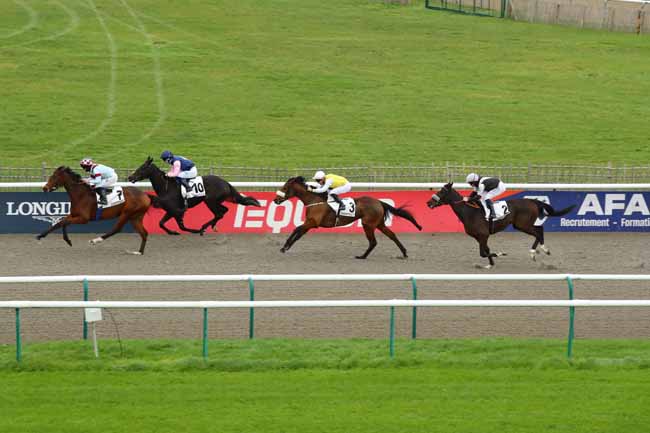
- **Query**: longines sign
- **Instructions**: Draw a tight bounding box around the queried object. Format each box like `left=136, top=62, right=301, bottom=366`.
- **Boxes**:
left=0, top=193, right=128, bottom=234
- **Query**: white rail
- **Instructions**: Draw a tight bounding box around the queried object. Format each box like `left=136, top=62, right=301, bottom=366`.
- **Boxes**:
left=2, top=182, right=650, bottom=190
left=3, top=300, right=650, bottom=308
left=1, top=273, right=650, bottom=284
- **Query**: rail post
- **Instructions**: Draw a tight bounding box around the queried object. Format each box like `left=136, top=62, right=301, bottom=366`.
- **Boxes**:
left=202, top=308, right=209, bottom=359
left=248, top=277, right=255, bottom=339
left=15, top=308, right=22, bottom=363
left=389, top=306, right=396, bottom=358
left=411, top=277, right=418, bottom=339
left=83, top=278, right=89, bottom=340
left=566, top=276, right=576, bottom=358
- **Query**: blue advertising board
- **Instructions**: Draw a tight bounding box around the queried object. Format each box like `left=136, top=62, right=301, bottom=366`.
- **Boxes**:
left=509, top=190, right=650, bottom=232
left=0, top=192, right=133, bottom=234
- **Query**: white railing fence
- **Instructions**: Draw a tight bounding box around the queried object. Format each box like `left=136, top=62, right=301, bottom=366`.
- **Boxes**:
left=3, top=273, right=650, bottom=363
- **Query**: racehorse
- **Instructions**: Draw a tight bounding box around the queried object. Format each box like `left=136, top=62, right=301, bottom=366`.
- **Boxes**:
left=427, top=182, right=575, bottom=268
left=36, top=166, right=151, bottom=254
left=127, top=157, right=260, bottom=235
left=274, top=176, right=422, bottom=259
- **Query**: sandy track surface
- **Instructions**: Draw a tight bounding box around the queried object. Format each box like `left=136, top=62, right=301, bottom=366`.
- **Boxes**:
left=1, top=232, right=648, bottom=343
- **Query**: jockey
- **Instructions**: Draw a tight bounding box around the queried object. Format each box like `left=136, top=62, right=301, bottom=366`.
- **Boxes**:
left=465, top=173, right=506, bottom=233
left=309, top=171, right=351, bottom=205
left=80, top=158, right=118, bottom=205
left=160, top=150, right=197, bottom=191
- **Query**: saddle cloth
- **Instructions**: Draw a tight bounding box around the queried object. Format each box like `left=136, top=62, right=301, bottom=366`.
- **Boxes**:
left=97, top=187, right=125, bottom=209
left=481, top=200, right=510, bottom=221
left=180, top=177, right=206, bottom=199
left=328, top=197, right=356, bottom=217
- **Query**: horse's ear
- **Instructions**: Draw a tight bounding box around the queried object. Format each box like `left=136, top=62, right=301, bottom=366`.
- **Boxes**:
left=146, top=156, right=153, bottom=164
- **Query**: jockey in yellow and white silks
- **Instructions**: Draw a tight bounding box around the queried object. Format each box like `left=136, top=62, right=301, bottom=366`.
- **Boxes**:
left=80, top=158, right=117, bottom=205
left=309, top=171, right=351, bottom=205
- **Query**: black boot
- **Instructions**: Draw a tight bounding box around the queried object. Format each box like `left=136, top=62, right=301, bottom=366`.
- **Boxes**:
left=330, top=194, right=342, bottom=205
left=179, top=178, right=192, bottom=192
left=96, top=188, right=108, bottom=206
left=486, top=199, right=495, bottom=234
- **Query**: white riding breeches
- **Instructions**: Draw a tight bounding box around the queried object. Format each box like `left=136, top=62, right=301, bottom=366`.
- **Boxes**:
left=329, top=183, right=352, bottom=196
left=480, top=181, right=506, bottom=215
left=177, top=167, right=198, bottom=179
left=481, top=181, right=506, bottom=202
left=94, top=174, right=118, bottom=189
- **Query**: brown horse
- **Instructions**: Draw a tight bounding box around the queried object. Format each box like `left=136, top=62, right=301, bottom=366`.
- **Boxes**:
left=36, top=167, right=151, bottom=255
left=273, top=176, right=422, bottom=259
left=427, top=182, right=575, bottom=268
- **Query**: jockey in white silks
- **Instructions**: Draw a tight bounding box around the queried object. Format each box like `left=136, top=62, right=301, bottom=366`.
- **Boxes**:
left=465, top=172, right=506, bottom=233
left=80, top=158, right=118, bottom=205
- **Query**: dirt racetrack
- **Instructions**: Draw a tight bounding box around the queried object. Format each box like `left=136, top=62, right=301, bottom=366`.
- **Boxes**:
left=1, top=232, right=649, bottom=344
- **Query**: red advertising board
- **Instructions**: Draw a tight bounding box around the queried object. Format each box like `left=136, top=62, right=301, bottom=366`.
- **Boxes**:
left=142, top=191, right=476, bottom=234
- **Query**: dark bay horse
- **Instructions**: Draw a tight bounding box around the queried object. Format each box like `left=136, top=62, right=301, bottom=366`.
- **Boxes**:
left=427, top=182, right=575, bottom=268
left=128, top=157, right=260, bottom=235
left=36, top=167, right=151, bottom=255
left=274, top=176, right=422, bottom=259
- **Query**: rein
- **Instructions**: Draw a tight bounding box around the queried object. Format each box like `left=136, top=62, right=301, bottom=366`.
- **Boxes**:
left=305, top=202, right=326, bottom=208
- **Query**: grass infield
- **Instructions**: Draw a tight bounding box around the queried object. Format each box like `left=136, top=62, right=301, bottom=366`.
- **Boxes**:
left=1, top=338, right=649, bottom=432
left=1, top=1, right=649, bottom=168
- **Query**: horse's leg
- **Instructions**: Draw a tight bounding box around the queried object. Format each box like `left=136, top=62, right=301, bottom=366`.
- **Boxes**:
left=159, top=212, right=180, bottom=235
left=514, top=223, right=543, bottom=261
left=175, top=214, right=203, bottom=234
left=129, top=213, right=148, bottom=255
left=280, top=224, right=312, bottom=253
left=62, top=224, right=72, bottom=247
left=91, top=213, right=130, bottom=244
left=536, top=226, right=550, bottom=255
left=477, top=236, right=496, bottom=269
left=200, top=202, right=228, bottom=235
left=36, top=215, right=86, bottom=244
left=356, top=224, right=378, bottom=259
left=377, top=224, right=408, bottom=259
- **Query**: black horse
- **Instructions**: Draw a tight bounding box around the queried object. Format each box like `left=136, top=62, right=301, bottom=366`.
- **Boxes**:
left=128, top=157, right=260, bottom=235
left=427, top=182, right=575, bottom=268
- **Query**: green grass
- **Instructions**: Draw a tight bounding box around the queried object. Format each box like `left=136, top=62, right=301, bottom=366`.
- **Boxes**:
left=1, top=0, right=649, bottom=168
left=1, top=339, right=650, bottom=432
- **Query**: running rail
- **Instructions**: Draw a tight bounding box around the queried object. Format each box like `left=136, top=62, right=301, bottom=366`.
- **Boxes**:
left=2, top=182, right=650, bottom=190
left=5, top=298, right=650, bottom=363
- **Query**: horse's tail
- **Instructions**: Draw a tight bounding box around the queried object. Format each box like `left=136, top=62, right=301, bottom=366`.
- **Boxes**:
left=381, top=202, right=422, bottom=231
left=537, top=201, right=576, bottom=217
left=229, top=185, right=261, bottom=207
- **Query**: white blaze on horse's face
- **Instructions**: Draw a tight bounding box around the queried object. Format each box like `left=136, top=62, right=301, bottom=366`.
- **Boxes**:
left=273, top=190, right=287, bottom=204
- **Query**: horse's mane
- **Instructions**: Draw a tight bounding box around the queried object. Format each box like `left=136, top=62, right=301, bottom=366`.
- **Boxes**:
left=291, top=176, right=307, bottom=187
left=58, top=166, right=84, bottom=183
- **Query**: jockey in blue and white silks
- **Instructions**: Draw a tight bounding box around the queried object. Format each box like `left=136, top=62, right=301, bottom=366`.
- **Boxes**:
left=160, top=150, right=197, bottom=191
left=80, top=158, right=117, bottom=205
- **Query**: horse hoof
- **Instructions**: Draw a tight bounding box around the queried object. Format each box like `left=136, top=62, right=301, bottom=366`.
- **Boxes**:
left=280, top=248, right=287, bottom=254
left=168, top=231, right=180, bottom=236
left=475, top=264, right=493, bottom=269
left=355, top=256, right=367, bottom=260
left=65, top=240, right=72, bottom=247
left=89, top=237, right=103, bottom=245
left=127, top=251, right=142, bottom=255
left=496, top=252, right=507, bottom=257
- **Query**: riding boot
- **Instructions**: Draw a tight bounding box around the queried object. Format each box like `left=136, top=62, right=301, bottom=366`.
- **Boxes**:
left=96, top=188, right=108, bottom=206
left=330, top=194, right=343, bottom=217
left=179, top=178, right=192, bottom=209
left=179, top=177, right=192, bottom=192
left=486, top=199, right=496, bottom=234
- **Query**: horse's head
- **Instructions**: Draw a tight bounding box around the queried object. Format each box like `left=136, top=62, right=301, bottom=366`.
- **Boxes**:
left=128, top=157, right=156, bottom=183
left=274, top=176, right=308, bottom=204
left=427, top=182, right=456, bottom=209
left=43, top=166, right=81, bottom=192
